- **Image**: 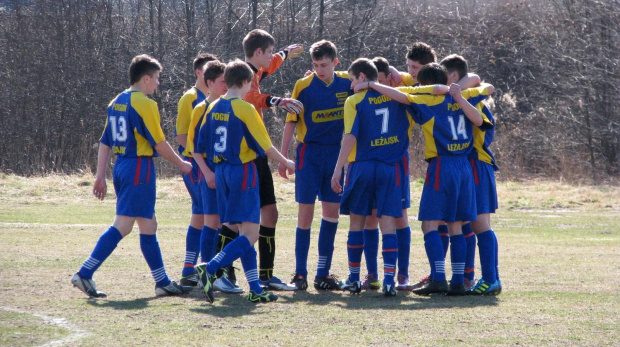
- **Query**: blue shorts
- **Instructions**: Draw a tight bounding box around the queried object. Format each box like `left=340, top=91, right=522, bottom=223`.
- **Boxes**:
left=295, top=143, right=342, bottom=204
left=340, top=160, right=403, bottom=218
left=215, top=162, right=260, bottom=224
left=471, top=159, right=498, bottom=214
left=418, top=156, right=477, bottom=222
left=181, top=156, right=205, bottom=215
left=398, top=153, right=411, bottom=209
left=199, top=180, right=219, bottom=215
left=113, top=156, right=156, bottom=219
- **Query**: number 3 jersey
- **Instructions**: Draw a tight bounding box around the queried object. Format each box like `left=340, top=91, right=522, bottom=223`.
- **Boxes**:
left=195, top=96, right=273, bottom=167
left=101, top=90, right=166, bottom=157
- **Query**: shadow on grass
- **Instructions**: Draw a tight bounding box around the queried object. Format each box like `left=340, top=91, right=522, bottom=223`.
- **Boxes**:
left=86, top=297, right=157, bottom=310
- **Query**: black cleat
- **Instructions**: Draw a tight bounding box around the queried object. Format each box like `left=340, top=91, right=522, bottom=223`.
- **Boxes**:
left=314, top=275, right=341, bottom=291
left=446, top=283, right=467, bottom=296
left=194, top=263, right=216, bottom=303
left=411, top=279, right=449, bottom=296
left=247, top=290, right=279, bottom=303
left=290, top=274, right=308, bottom=291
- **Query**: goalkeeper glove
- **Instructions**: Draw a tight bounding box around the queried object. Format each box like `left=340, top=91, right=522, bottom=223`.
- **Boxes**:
left=284, top=44, right=304, bottom=59
left=272, top=97, right=303, bottom=114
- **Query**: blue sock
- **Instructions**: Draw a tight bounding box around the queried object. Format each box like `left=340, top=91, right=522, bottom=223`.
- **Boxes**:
left=207, top=235, right=251, bottom=275
left=346, top=230, right=364, bottom=282
left=295, top=227, right=311, bottom=277
left=382, top=234, right=398, bottom=286
left=363, top=228, right=379, bottom=277
left=476, top=230, right=497, bottom=283
left=449, top=234, right=466, bottom=285
left=182, top=226, right=202, bottom=277
left=78, top=226, right=123, bottom=279
left=240, top=246, right=263, bottom=293
left=463, top=223, right=476, bottom=282
left=396, top=226, right=411, bottom=277
left=200, top=226, right=219, bottom=263
left=317, top=219, right=338, bottom=278
left=492, top=230, right=500, bottom=281
left=140, top=233, right=170, bottom=287
left=438, top=225, right=449, bottom=257
left=423, top=230, right=445, bottom=282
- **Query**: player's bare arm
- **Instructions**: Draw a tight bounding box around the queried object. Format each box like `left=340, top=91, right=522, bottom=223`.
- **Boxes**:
left=93, top=143, right=112, bottom=201
left=450, top=83, right=483, bottom=126
left=154, top=141, right=192, bottom=174
left=278, top=122, right=296, bottom=179
left=192, top=152, right=216, bottom=189
left=331, top=134, right=356, bottom=193
left=265, top=146, right=295, bottom=174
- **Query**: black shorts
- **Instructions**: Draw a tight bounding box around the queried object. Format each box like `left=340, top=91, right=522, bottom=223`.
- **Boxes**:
left=254, top=156, right=277, bottom=207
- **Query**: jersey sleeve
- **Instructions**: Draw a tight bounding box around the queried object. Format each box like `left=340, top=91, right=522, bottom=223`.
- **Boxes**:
left=343, top=93, right=362, bottom=136
left=245, top=54, right=285, bottom=112
left=285, top=78, right=305, bottom=123
left=236, top=102, right=273, bottom=151
left=397, top=85, right=435, bottom=94
left=184, top=102, right=207, bottom=156
left=401, top=73, right=416, bottom=86
left=133, top=97, right=166, bottom=146
left=176, top=92, right=195, bottom=136
left=405, top=94, right=443, bottom=125
left=477, top=102, right=494, bottom=131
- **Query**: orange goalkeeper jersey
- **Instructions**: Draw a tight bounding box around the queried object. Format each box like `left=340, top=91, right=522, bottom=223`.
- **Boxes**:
left=244, top=51, right=286, bottom=119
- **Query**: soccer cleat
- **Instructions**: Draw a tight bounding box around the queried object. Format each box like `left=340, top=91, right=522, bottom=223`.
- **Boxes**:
left=179, top=274, right=199, bottom=287
left=467, top=279, right=501, bottom=296
left=396, top=274, right=414, bottom=292
left=464, top=278, right=476, bottom=291
left=314, top=275, right=342, bottom=291
left=213, top=276, right=244, bottom=294
left=361, top=274, right=381, bottom=291
left=411, top=279, right=449, bottom=296
left=411, top=275, right=431, bottom=290
left=71, top=273, right=107, bottom=298
left=194, top=263, right=216, bottom=303
left=339, top=278, right=362, bottom=294
left=259, top=276, right=298, bottom=291
left=226, top=266, right=238, bottom=287
left=155, top=280, right=193, bottom=296
left=446, top=283, right=467, bottom=296
left=496, top=279, right=503, bottom=294
left=290, top=274, right=308, bottom=291
left=383, top=283, right=397, bottom=297
left=247, top=290, right=279, bottom=303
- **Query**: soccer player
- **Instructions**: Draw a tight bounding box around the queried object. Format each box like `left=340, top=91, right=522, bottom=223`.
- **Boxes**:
left=185, top=60, right=243, bottom=294
left=193, top=60, right=296, bottom=303
left=71, top=54, right=194, bottom=298
left=175, top=53, right=218, bottom=287
left=242, top=29, right=304, bottom=290
left=278, top=40, right=351, bottom=291
left=441, top=54, right=501, bottom=295
left=357, top=63, right=494, bottom=296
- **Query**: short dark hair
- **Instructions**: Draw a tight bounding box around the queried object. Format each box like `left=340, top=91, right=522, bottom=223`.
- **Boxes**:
left=310, top=40, right=338, bottom=61
left=194, top=53, right=218, bottom=72
left=348, top=58, right=378, bottom=82
left=417, top=63, right=448, bottom=85
left=242, top=29, right=275, bottom=58
left=440, top=54, right=468, bottom=80
left=406, top=42, right=436, bottom=65
left=224, top=59, right=254, bottom=88
left=203, top=60, right=226, bottom=85
left=129, top=54, right=162, bottom=85
left=371, top=56, right=390, bottom=75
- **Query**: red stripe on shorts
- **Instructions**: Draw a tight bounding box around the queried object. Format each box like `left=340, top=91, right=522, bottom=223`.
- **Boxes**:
left=404, top=155, right=409, bottom=175
left=297, top=143, right=307, bottom=169
left=146, top=157, right=152, bottom=183
left=395, top=163, right=400, bottom=187
left=434, top=156, right=441, bottom=191
left=252, top=162, right=257, bottom=188
left=470, top=159, right=480, bottom=185
left=242, top=163, right=248, bottom=190
left=134, top=157, right=142, bottom=185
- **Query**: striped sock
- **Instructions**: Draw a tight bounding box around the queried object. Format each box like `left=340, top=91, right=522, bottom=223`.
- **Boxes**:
left=423, top=230, right=445, bottom=282
left=382, top=234, right=398, bottom=286
left=207, top=235, right=251, bottom=275
left=199, top=225, right=219, bottom=263
left=295, top=227, right=311, bottom=277
left=181, top=226, right=202, bottom=277
left=463, top=223, right=476, bottom=282
left=140, top=233, right=170, bottom=287
left=396, top=226, right=411, bottom=277
left=317, top=219, right=338, bottom=278
left=78, top=226, right=123, bottom=279
left=363, top=228, right=379, bottom=277
left=449, top=234, right=466, bottom=285
left=477, top=230, right=498, bottom=283
left=240, top=246, right=262, bottom=293
left=346, top=230, right=364, bottom=282
left=438, top=225, right=449, bottom=257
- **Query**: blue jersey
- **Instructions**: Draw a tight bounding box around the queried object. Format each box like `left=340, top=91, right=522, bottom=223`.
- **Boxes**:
left=405, top=86, right=492, bottom=159
left=470, top=103, right=498, bottom=170
left=176, top=87, right=206, bottom=154
left=195, top=96, right=273, bottom=167
left=286, top=72, right=352, bottom=145
left=101, top=90, right=165, bottom=157
left=344, top=89, right=414, bottom=164
left=183, top=99, right=211, bottom=158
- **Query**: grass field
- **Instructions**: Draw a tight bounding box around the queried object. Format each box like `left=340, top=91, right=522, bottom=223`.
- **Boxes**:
left=0, top=173, right=619, bottom=346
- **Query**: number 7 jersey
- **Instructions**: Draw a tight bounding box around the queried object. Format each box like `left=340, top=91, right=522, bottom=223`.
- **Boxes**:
left=101, top=90, right=166, bottom=157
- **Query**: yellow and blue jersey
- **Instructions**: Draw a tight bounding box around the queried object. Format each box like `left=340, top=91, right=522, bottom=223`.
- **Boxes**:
left=195, top=97, right=273, bottom=166
left=101, top=90, right=165, bottom=157
left=405, top=86, right=492, bottom=159
left=183, top=99, right=211, bottom=158
left=285, top=72, right=351, bottom=145
left=176, top=87, right=207, bottom=153
left=344, top=89, right=415, bottom=164
left=470, top=103, right=498, bottom=170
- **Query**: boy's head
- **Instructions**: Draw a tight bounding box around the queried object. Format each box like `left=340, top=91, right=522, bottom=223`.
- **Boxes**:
left=371, top=56, right=391, bottom=85
left=129, top=54, right=162, bottom=93
left=203, top=60, right=227, bottom=98
left=310, top=40, right=339, bottom=83
left=417, top=63, right=448, bottom=86
left=348, top=58, right=378, bottom=90
left=243, top=29, right=275, bottom=69
left=440, top=54, right=468, bottom=84
left=405, top=42, right=436, bottom=81
left=194, top=53, right=218, bottom=79
left=224, top=59, right=254, bottom=92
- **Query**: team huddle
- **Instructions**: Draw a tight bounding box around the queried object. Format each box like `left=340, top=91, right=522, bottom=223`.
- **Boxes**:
left=71, top=28, right=501, bottom=304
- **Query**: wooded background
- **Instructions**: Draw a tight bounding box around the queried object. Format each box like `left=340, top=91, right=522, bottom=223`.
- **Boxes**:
left=0, top=0, right=618, bottom=181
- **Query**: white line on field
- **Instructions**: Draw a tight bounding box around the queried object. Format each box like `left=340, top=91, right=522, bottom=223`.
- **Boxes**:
left=1, top=306, right=88, bottom=346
